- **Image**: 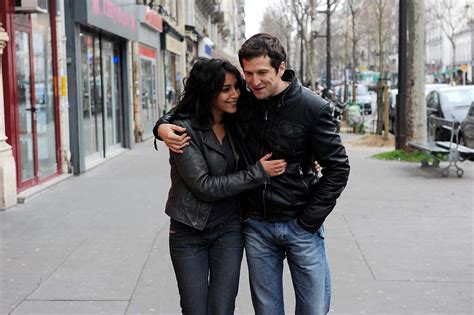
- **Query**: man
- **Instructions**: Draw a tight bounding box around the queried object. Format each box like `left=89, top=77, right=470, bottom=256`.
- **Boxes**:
left=155, top=33, right=350, bottom=315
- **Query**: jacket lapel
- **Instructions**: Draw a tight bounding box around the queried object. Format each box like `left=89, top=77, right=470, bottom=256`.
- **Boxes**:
left=202, top=130, right=225, bottom=156
left=190, top=117, right=224, bottom=155
left=226, top=131, right=240, bottom=170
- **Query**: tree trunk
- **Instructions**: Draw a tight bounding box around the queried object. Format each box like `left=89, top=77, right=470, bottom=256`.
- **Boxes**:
left=132, top=42, right=143, bottom=142
left=406, top=0, right=427, bottom=145
left=376, top=0, right=385, bottom=135
left=376, top=81, right=384, bottom=134
left=307, top=0, right=316, bottom=89
left=351, top=9, right=357, bottom=103
left=286, top=33, right=292, bottom=68
left=300, top=27, right=305, bottom=82
left=375, top=0, right=388, bottom=135
left=451, top=42, right=456, bottom=84
left=343, top=24, right=349, bottom=102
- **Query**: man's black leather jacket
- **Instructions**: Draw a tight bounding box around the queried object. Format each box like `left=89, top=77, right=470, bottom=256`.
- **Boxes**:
left=155, top=70, right=350, bottom=233
left=164, top=116, right=269, bottom=230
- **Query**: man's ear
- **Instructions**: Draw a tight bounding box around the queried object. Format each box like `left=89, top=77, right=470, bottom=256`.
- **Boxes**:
left=278, top=61, right=286, bottom=77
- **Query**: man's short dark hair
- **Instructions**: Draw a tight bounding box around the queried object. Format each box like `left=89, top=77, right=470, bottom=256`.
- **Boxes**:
left=238, top=33, right=287, bottom=72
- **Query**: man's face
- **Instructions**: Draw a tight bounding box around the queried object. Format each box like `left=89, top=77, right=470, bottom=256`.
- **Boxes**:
left=242, top=55, right=286, bottom=100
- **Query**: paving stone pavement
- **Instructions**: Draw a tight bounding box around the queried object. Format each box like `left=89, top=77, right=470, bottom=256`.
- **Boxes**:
left=1, top=134, right=472, bottom=315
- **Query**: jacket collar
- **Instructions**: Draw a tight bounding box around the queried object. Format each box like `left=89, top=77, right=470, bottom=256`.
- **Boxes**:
left=280, top=69, right=301, bottom=102
left=176, top=112, right=211, bottom=131
left=181, top=115, right=225, bottom=155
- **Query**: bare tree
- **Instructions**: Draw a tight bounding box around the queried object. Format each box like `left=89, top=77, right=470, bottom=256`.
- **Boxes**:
left=373, top=0, right=389, bottom=135
left=260, top=0, right=295, bottom=68
left=427, top=0, right=469, bottom=83
left=306, top=0, right=318, bottom=88
left=290, top=0, right=311, bottom=84
left=405, top=0, right=427, bottom=144
left=347, top=0, right=361, bottom=102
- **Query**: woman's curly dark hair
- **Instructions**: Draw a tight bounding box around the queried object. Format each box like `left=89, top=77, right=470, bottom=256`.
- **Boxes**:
left=174, top=58, right=243, bottom=126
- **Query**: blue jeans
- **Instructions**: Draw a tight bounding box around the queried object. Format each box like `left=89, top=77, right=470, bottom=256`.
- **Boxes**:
left=169, top=217, right=244, bottom=315
left=243, top=218, right=331, bottom=315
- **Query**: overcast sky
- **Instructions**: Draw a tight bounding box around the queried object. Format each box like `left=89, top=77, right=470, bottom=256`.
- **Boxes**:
left=245, top=0, right=275, bottom=38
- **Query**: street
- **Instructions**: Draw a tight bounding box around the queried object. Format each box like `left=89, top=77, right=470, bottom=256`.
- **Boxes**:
left=1, top=134, right=473, bottom=315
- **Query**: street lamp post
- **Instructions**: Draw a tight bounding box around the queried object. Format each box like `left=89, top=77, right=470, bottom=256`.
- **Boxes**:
left=326, top=0, right=331, bottom=89
left=396, top=0, right=407, bottom=150
left=315, top=0, right=332, bottom=90
left=300, top=25, right=304, bottom=83
left=470, top=4, right=473, bottom=83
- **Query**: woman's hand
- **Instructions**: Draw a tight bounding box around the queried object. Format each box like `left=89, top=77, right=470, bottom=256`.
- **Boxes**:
left=312, top=161, right=321, bottom=173
left=158, top=124, right=191, bottom=153
left=259, top=153, right=287, bottom=177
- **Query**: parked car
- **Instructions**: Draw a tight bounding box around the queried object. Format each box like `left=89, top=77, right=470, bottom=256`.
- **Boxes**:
left=389, top=84, right=450, bottom=134
left=336, top=84, right=372, bottom=114
left=426, top=86, right=474, bottom=141
left=425, top=83, right=449, bottom=95
left=460, top=101, right=474, bottom=148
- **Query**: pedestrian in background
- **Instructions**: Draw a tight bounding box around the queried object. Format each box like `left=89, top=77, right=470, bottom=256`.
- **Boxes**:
left=164, top=58, right=287, bottom=315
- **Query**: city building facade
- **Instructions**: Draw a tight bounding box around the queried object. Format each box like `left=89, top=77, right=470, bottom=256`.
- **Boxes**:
left=0, top=0, right=68, bottom=207
left=425, top=0, right=473, bottom=83
left=0, top=0, right=234, bottom=209
left=64, top=0, right=138, bottom=174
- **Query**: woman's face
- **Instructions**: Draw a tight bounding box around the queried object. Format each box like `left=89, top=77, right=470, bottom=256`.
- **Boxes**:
left=212, top=72, right=240, bottom=116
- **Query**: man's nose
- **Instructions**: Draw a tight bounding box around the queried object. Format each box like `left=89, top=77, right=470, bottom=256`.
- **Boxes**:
left=251, top=76, right=261, bottom=86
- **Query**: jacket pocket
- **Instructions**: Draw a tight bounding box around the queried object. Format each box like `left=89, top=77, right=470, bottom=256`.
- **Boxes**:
left=272, top=121, right=305, bottom=157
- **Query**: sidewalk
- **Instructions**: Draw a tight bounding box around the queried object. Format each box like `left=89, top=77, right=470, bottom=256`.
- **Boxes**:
left=1, top=136, right=472, bottom=314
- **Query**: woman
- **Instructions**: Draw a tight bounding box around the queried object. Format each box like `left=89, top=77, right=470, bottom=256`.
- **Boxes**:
left=165, top=58, right=286, bottom=315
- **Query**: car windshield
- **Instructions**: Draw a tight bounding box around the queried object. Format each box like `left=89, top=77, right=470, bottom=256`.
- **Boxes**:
left=440, top=89, right=474, bottom=108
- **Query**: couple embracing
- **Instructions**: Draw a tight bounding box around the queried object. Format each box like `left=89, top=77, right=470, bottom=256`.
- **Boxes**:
left=154, top=33, right=350, bottom=315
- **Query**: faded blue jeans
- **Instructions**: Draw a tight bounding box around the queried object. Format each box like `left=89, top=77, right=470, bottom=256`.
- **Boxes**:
left=243, top=218, right=331, bottom=315
left=169, top=217, right=244, bottom=315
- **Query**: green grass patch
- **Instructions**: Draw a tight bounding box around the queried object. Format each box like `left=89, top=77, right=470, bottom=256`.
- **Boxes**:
left=371, top=149, right=445, bottom=162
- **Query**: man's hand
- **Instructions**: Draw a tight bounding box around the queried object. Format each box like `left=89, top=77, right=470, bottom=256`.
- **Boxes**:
left=158, top=124, right=191, bottom=153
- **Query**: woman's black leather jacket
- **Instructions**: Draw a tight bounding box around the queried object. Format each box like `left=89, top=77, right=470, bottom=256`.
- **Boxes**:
left=165, top=116, right=269, bottom=230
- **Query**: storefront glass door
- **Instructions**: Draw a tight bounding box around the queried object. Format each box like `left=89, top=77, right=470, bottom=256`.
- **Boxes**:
left=15, top=30, right=35, bottom=183
left=140, top=58, right=157, bottom=136
left=14, top=9, right=59, bottom=188
left=32, top=13, right=57, bottom=178
left=81, top=33, right=103, bottom=161
left=80, top=31, right=123, bottom=165
left=102, top=39, right=122, bottom=152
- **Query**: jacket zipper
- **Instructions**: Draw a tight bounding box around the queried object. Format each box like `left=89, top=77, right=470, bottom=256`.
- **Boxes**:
left=298, top=165, right=309, bottom=194
left=261, top=109, right=268, bottom=157
left=259, top=101, right=282, bottom=220
left=262, top=182, right=268, bottom=219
